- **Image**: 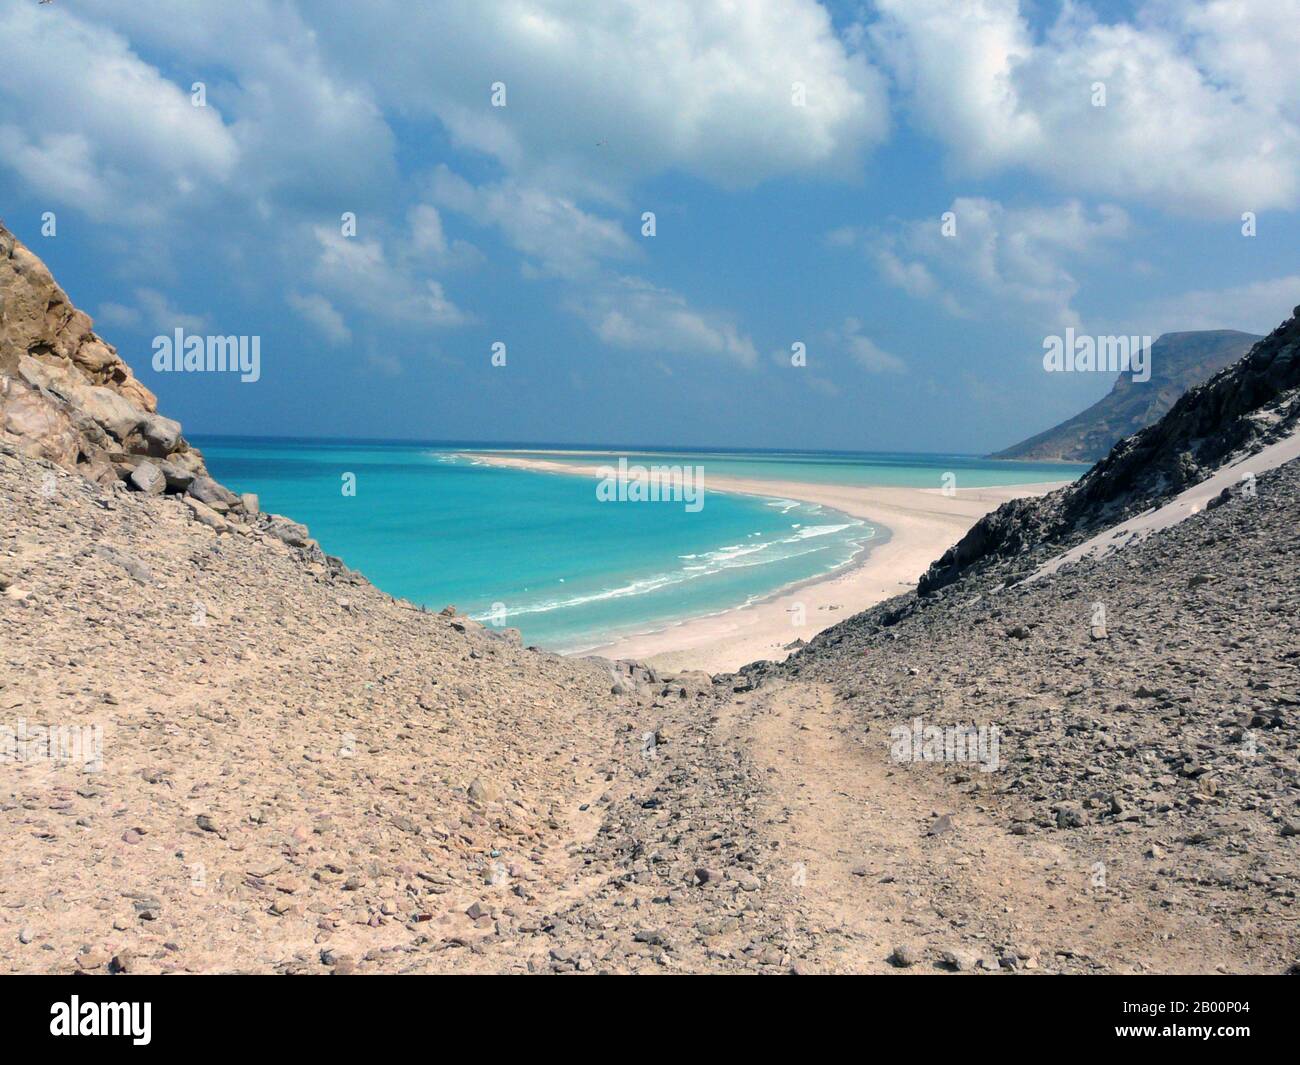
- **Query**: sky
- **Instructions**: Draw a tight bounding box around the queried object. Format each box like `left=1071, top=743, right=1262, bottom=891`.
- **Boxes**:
left=1, top=0, right=1297, bottom=454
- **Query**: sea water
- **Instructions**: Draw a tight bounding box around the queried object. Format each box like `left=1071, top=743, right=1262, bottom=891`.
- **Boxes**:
left=197, top=438, right=1084, bottom=652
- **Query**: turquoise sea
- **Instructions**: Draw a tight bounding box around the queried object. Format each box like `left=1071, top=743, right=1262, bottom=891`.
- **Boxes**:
left=196, top=438, right=1086, bottom=653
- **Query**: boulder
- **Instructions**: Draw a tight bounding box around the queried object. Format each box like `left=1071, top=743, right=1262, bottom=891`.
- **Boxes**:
left=157, top=460, right=197, bottom=492
left=128, top=461, right=166, bottom=495
left=0, top=378, right=81, bottom=465
left=79, top=385, right=145, bottom=442
left=262, top=514, right=312, bottom=547
left=140, top=413, right=182, bottom=454
left=189, top=476, right=240, bottom=512
left=17, top=353, right=86, bottom=402
left=184, top=497, right=229, bottom=533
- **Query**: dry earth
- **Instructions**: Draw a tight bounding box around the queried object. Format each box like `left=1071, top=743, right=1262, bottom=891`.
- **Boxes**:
left=4, top=441, right=1295, bottom=973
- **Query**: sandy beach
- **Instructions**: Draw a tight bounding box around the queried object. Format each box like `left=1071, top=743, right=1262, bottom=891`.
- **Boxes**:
left=465, top=452, right=1067, bottom=673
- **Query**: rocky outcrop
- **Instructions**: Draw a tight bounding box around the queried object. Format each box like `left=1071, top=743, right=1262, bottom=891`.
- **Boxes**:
left=990, top=330, right=1262, bottom=463
left=0, top=221, right=370, bottom=593
left=920, top=307, right=1300, bottom=594
left=0, top=220, right=223, bottom=501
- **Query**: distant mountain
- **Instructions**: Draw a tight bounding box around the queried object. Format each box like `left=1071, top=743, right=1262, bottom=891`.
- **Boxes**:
left=921, top=310, right=1298, bottom=595
left=990, top=329, right=1262, bottom=463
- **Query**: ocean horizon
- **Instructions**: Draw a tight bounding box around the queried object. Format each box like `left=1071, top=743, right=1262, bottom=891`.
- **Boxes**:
left=196, top=435, right=1087, bottom=653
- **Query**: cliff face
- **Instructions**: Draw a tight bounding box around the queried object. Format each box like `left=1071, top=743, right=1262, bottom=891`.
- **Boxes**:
left=0, top=221, right=222, bottom=499
left=920, top=308, right=1300, bottom=594
left=990, top=330, right=1262, bottom=463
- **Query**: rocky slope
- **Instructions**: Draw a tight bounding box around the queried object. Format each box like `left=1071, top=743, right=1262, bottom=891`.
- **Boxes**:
left=0, top=443, right=677, bottom=973
left=990, top=329, right=1261, bottom=463
left=1, top=221, right=371, bottom=566
left=0, top=220, right=243, bottom=510
left=751, top=457, right=1300, bottom=973
left=2, top=230, right=1294, bottom=974
left=11, top=436, right=1292, bottom=974
left=716, top=303, right=1300, bottom=973
left=923, top=310, right=1300, bottom=595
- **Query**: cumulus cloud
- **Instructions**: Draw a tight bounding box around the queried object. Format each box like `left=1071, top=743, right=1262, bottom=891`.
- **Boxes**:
left=311, top=0, right=889, bottom=192
left=866, top=197, right=1130, bottom=328
left=57, top=0, right=397, bottom=207
left=429, top=167, right=636, bottom=280
left=407, top=204, right=483, bottom=271
left=0, top=3, right=238, bottom=222
left=870, top=0, right=1300, bottom=215
left=310, top=226, right=471, bottom=327
left=56, top=0, right=886, bottom=210
left=287, top=292, right=352, bottom=345
left=571, top=277, right=758, bottom=367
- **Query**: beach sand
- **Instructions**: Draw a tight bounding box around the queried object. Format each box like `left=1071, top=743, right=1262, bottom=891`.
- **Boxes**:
left=466, top=453, right=1068, bottom=674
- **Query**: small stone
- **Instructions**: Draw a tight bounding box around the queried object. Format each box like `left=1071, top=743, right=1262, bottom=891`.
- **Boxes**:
left=890, top=944, right=920, bottom=968
left=18, top=928, right=34, bottom=945
left=727, top=868, right=761, bottom=892
left=467, top=778, right=496, bottom=803
left=76, top=951, right=110, bottom=972
left=928, top=813, right=956, bottom=837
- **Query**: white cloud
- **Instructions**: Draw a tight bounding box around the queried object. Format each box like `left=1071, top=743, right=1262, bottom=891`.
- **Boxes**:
left=868, top=197, right=1130, bottom=328
left=0, top=3, right=238, bottom=222
left=870, top=0, right=1300, bottom=215
left=407, top=204, right=482, bottom=270
left=287, top=292, right=352, bottom=345
left=52, top=0, right=396, bottom=207
left=94, top=288, right=210, bottom=335
left=430, top=167, right=635, bottom=280
left=309, top=226, right=471, bottom=327
left=62, top=0, right=886, bottom=209
left=829, top=318, right=906, bottom=374
left=571, top=277, right=758, bottom=367
left=133, top=288, right=211, bottom=335
left=313, top=0, right=889, bottom=192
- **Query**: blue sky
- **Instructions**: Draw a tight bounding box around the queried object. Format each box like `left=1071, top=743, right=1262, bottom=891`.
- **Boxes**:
left=1, top=0, right=1297, bottom=453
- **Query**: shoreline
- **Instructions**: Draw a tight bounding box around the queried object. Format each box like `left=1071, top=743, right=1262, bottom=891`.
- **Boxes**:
left=463, top=452, right=1068, bottom=674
